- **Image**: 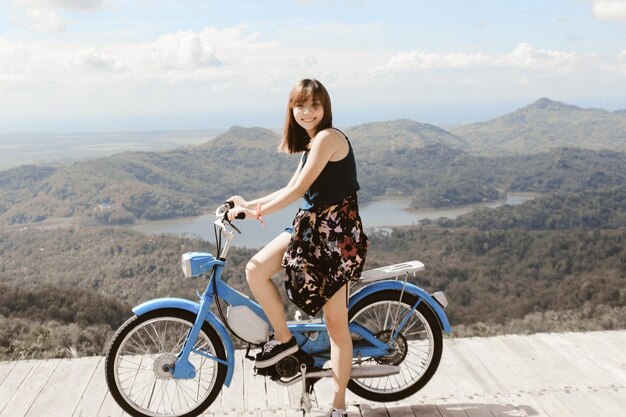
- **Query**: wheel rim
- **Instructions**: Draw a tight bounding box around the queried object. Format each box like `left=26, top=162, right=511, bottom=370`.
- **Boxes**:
left=113, top=317, right=220, bottom=416
left=350, top=299, right=435, bottom=394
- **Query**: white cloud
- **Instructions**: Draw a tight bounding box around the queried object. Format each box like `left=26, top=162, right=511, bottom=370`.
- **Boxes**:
left=146, top=30, right=222, bottom=71
left=25, top=8, right=65, bottom=32
left=16, top=0, right=104, bottom=11
left=376, top=43, right=582, bottom=74
left=583, top=0, right=626, bottom=22
left=12, top=0, right=105, bottom=32
left=74, top=48, right=125, bottom=72
left=503, top=43, right=581, bottom=70
left=382, top=50, right=491, bottom=70
left=1, top=27, right=625, bottom=130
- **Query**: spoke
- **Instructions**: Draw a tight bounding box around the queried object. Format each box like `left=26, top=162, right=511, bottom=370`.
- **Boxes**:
left=123, top=337, right=148, bottom=355
left=171, top=326, right=190, bottom=355
left=146, top=323, right=165, bottom=353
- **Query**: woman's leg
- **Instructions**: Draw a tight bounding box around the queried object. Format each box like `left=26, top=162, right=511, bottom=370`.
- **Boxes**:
left=246, top=231, right=292, bottom=343
left=323, top=283, right=352, bottom=410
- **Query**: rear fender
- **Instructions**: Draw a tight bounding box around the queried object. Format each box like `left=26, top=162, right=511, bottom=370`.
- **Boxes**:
left=349, top=281, right=451, bottom=334
left=133, top=298, right=235, bottom=386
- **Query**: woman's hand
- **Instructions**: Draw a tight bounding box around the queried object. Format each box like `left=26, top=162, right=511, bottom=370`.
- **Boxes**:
left=226, top=195, right=248, bottom=208
left=227, top=205, right=256, bottom=222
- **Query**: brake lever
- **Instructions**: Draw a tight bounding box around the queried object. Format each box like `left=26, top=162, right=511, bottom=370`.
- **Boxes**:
left=222, top=212, right=242, bottom=234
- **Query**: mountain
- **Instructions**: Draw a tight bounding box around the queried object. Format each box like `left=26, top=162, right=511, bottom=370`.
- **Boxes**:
left=344, top=119, right=467, bottom=151
left=0, top=127, right=296, bottom=225
left=452, top=98, right=626, bottom=154
left=1, top=119, right=625, bottom=226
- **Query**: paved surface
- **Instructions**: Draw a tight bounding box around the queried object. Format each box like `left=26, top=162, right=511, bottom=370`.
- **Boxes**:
left=1, top=331, right=625, bottom=417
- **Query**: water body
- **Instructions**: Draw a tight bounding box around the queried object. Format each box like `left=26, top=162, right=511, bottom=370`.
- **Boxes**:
left=131, top=193, right=535, bottom=249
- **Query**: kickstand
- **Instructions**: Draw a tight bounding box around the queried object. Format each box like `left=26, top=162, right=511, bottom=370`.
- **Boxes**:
left=299, top=364, right=317, bottom=416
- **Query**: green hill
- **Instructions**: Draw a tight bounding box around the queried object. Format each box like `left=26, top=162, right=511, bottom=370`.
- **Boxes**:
left=452, top=98, right=626, bottom=154
left=1, top=184, right=625, bottom=358
left=1, top=118, right=625, bottom=226
left=344, top=119, right=467, bottom=151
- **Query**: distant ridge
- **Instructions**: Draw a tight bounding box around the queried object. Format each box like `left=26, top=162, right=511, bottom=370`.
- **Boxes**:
left=345, top=119, right=467, bottom=151
left=451, top=98, right=626, bottom=154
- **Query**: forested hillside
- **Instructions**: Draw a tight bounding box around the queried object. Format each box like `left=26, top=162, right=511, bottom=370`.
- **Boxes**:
left=1, top=186, right=624, bottom=359
left=1, top=102, right=626, bottom=359
left=451, top=98, right=626, bottom=154
left=1, top=126, right=625, bottom=225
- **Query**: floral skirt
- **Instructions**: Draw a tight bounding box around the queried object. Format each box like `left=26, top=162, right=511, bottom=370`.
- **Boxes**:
left=281, top=195, right=369, bottom=316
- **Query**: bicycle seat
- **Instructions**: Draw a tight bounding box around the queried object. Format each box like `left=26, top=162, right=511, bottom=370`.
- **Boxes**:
left=359, top=261, right=425, bottom=283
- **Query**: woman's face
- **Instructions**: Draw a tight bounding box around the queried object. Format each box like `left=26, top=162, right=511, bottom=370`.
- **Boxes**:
left=293, top=96, right=324, bottom=133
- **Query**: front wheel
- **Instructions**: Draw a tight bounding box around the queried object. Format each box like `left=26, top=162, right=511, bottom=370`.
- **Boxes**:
left=105, top=308, right=227, bottom=417
left=347, top=290, right=443, bottom=402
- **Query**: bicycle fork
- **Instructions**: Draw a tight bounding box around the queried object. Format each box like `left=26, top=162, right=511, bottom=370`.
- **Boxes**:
left=171, top=292, right=226, bottom=379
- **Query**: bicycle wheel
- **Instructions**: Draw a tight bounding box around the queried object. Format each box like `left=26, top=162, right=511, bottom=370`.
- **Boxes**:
left=347, top=289, right=443, bottom=402
left=105, top=308, right=227, bottom=417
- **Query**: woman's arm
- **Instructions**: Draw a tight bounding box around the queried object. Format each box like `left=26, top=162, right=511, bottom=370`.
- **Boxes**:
left=245, top=156, right=304, bottom=208
left=228, top=156, right=304, bottom=209
left=257, top=130, right=342, bottom=216
left=227, top=129, right=344, bottom=221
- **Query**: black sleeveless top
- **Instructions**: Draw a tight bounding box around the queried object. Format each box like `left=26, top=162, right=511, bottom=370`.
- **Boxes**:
left=300, top=134, right=360, bottom=210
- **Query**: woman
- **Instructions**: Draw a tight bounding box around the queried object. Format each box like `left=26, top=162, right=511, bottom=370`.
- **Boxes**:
left=227, top=78, right=368, bottom=417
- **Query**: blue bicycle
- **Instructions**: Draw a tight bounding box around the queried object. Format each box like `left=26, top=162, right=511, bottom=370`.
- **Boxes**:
left=105, top=203, right=451, bottom=417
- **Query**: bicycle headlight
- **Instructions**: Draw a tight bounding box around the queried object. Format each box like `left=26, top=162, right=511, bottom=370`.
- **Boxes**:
left=181, top=252, right=216, bottom=278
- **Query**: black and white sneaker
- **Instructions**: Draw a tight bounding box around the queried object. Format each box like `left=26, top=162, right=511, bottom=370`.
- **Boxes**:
left=329, top=408, right=348, bottom=417
left=255, top=337, right=299, bottom=368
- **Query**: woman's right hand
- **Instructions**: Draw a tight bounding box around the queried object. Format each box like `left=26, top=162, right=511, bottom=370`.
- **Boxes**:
left=227, top=206, right=255, bottom=222
left=226, top=195, right=247, bottom=208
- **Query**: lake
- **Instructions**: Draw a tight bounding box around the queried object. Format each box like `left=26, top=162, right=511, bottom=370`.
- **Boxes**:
left=131, top=193, right=535, bottom=249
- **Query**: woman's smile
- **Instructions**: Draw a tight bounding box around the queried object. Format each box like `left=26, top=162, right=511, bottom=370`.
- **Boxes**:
left=293, top=98, right=324, bottom=133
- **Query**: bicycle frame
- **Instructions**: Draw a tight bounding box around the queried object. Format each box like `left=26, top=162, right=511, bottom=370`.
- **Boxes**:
left=131, top=206, right=451, bottom=388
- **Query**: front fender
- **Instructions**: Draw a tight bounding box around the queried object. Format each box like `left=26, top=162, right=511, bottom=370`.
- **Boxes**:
left=349, top=281, right=451, bottom=334
left=133, top=298, right=235, bottom=386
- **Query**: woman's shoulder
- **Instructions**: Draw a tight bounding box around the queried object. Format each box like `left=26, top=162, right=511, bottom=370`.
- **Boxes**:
left=313, top=128, right=349, bottom=161
left=314, top=127, right=346, bottom=144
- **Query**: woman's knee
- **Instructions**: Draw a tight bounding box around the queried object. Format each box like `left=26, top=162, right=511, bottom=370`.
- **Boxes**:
left=245, top=259, right=266, bottom=285
left=324, top=311, right=349, bottom=336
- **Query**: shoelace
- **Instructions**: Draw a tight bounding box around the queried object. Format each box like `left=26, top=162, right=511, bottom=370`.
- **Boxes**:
left=262, top=339, right=281, bottom=354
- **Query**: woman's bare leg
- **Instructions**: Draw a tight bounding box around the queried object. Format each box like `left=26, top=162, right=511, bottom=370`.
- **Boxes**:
left=323, top=284, right=352, bottom=410
left=245, top=231, right=292, bottom=343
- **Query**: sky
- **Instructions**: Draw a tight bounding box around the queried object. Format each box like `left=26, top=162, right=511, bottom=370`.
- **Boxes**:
left=1, top=0, right=626, bottom=132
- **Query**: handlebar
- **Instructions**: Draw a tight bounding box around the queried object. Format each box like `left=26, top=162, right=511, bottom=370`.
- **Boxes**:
left=215, top=201, right=245, bottom=220
left=213, top=202, right=242, bottom=258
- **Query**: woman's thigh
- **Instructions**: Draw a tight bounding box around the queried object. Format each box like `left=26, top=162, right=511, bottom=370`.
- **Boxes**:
left=246, top=231, right=291, bottom=279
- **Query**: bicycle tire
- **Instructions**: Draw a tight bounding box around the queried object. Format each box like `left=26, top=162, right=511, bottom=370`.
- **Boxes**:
left=105, top=308, right=227, bottom=417
left=347, top=289, right=443, bottom=402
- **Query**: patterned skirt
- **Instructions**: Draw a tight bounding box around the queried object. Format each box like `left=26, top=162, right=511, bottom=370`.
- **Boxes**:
left=281, top=194, right=369, bottom=316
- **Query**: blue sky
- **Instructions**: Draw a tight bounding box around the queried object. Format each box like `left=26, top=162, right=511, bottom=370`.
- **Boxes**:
left=1, top=0, right=625, bottom=132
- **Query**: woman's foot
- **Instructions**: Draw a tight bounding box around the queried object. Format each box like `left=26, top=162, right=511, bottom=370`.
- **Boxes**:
left=329, top=407, right=347, bottom=417
left=255, top=336, right=299, bottom=368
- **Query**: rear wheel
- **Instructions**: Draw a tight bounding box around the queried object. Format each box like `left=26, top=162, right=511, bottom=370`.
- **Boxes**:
left=347, top=290, right=443, bottom=402
left=105, top=309, right=227, bottom=417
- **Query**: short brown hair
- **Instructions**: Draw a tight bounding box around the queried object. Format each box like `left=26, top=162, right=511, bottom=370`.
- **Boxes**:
left=279, top=79, right=333, bottom=154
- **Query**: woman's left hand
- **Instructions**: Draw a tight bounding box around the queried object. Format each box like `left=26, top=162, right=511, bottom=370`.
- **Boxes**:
left=227, top=206, right=256, bottom=221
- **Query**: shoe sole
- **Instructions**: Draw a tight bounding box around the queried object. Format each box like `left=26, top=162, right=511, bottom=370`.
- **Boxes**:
left=254, top=344, right=299, bottom=368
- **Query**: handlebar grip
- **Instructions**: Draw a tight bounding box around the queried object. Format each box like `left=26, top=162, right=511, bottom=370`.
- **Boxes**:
left=225, top=200, right=235, bottom=209
left=235, top=212, right=246, bottom=220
